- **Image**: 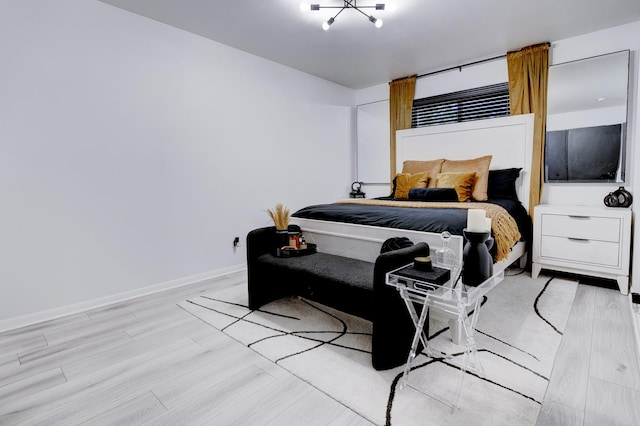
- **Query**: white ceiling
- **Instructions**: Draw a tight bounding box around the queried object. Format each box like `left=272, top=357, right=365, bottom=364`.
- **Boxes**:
left=98, top=0, right=640, bottom=90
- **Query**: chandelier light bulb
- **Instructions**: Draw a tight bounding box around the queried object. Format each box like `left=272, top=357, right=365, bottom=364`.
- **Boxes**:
left=300, top=3, right=308, bottom=12
left=322, top=17, right=334, bottom=31
left=369, top=16, right=383, bottom=28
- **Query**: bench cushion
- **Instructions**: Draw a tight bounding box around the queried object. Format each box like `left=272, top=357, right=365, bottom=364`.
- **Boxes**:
left=257, top=252, right=374, bottom=290
left=256, top=252, right=375, bottom=320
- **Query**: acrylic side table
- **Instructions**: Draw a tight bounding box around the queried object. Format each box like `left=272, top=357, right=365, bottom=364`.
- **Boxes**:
left=386, top=265, right=504, bottom=410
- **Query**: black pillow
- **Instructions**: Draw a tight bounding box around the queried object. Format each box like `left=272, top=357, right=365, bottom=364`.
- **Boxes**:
left=488, top=168, right=522, bottom=200
left=380, top=237, right=414, bottom=254
left=408, top=187, right=458, bottom=202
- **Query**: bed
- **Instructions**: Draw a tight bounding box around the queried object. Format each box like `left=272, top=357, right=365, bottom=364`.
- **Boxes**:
left=290, top=113, right=535, bottom=275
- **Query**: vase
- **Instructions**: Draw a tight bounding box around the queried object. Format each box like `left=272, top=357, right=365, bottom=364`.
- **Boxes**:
left=274, top=229, right=289, bottom=252
left=462, top=229, right=493, bottom=287
left=614, top=186, right=633, bottom=207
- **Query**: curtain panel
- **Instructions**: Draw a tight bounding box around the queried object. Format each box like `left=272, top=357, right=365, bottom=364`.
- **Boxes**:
left=389, top=75, right=417, bottom=184
left=506, top=43, right=550, bottom=217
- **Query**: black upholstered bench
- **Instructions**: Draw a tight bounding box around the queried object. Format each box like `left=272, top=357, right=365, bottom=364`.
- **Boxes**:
left=253, top=251, right=374, bottom=319
left=246, top=226, right=430, bottom=370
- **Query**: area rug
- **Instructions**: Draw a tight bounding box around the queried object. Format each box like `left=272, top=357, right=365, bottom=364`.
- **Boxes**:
left=179, top=270, right=578, bottom=426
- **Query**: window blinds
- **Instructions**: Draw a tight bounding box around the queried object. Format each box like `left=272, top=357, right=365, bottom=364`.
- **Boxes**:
left=411, top=83, right=510, bottom=128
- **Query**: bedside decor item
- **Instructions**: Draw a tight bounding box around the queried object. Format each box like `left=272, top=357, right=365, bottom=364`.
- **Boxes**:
left=275, top=243, right=317, bottom=257
left=267, top=203, right=291, bottom=249
left=413, top=256, right=433, bottom=271
left=466, top=209, right=488, bottom=232
left=462, top=229, right=494, bottom=286
left=350, top=181, right=366, bottom=198
left=435, top=231, right=457, bottom=271
left=604, top=186, right=633, bottom=207
left=288, top=231, right=300, bottom=248
left=266, top=203, right=290, bottom=230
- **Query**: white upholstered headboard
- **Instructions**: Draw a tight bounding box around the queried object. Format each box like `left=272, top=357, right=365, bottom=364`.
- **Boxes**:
left=396, top=114, right=535, bottom=212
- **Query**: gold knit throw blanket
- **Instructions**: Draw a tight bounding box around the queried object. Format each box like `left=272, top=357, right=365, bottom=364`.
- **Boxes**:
left=334, top=199, right=522, bottom=262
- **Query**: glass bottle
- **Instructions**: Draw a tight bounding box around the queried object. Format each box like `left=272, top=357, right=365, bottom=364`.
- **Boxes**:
left=435, top=231, right=457, bottom=272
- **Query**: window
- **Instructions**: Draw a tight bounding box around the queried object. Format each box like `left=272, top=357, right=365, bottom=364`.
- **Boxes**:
left=411, top=83, right=510, bottom=128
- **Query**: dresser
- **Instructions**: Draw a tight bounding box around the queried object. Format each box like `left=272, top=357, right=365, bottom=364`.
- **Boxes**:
left=532, top=204, right=632, bottom=294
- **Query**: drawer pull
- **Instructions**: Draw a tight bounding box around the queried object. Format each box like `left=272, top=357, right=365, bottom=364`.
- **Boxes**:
left=567, top=237, right=590, bottom=242
left=568, top=215, right=590, bottom=220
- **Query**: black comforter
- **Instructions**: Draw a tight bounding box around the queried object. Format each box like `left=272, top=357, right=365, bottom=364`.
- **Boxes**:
left=292, top=198, right=532, bottom=243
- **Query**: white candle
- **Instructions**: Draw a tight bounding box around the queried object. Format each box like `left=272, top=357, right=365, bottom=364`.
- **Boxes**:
left=485, top=217, right=492, bottom=232
left=467, top=209, right=486, bottom=232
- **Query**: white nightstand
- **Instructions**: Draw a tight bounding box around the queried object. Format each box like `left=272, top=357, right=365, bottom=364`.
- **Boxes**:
left=532, top=204, right=632, bottom=294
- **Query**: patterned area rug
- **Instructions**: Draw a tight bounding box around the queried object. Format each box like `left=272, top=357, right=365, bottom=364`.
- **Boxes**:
left=179, top=270, right=577, bottom=426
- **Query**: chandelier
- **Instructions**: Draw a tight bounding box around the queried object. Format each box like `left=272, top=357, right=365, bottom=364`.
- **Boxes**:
left=301, top=1, right=386, bottom=30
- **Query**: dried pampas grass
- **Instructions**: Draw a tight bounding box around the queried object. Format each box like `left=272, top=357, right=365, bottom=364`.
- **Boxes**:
left=266, top=203, right=290, bottom=230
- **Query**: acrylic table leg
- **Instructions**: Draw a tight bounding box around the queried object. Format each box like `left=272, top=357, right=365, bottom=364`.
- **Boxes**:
left=399, top=292, right=430, bottom=388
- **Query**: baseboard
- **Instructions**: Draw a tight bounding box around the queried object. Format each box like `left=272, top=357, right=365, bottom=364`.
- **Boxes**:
left=629, top=295, right=640, bottom=370
left=0, top=264, right=246, bottom=333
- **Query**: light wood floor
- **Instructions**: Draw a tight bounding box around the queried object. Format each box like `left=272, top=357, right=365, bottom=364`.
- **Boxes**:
left=1, top=271, right=639, bottom=425
left=537, top=278, right=640, bottom=426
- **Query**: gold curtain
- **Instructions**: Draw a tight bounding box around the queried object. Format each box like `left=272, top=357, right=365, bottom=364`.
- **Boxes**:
left=389, top=75, right=417, bottom=183
left=506, top=43, right=549, bottom=217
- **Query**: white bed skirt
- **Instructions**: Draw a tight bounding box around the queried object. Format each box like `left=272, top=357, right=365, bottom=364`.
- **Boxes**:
left=291, top=217, right=525, bottom=274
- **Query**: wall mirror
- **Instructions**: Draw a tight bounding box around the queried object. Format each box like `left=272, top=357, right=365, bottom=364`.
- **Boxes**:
left=545, top=50, right=630, bottom=183
left=356, top=100, right=390, bottom=184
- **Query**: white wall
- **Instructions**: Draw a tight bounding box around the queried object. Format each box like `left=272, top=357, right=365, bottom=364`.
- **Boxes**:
left=0, top=0, right=354, bottom=328
left=355, top=20, right=640, bottom=292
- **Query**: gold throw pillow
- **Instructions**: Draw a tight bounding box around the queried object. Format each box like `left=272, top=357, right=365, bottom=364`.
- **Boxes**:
left=394, top=172, right=430, bottom=199
left=436, top=172, right=477, bottom=202
left=441, top=155, right=492, bottom=201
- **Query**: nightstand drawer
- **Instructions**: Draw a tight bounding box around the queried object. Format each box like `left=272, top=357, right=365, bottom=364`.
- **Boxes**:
left=539, top=236, right=620, bottom=267
left=540, top=214, right=620, bottom=242
left=533, top=205, right=631, bottom=294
